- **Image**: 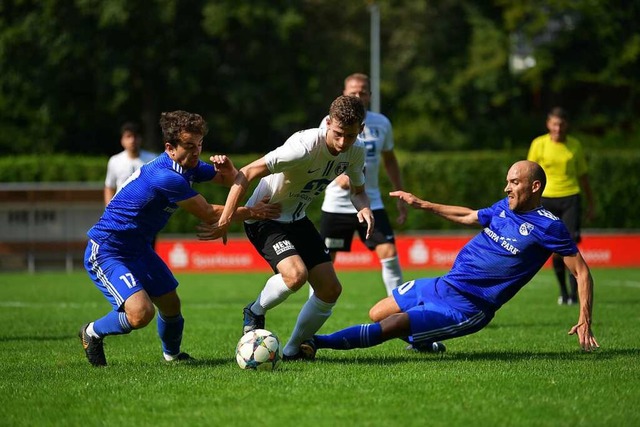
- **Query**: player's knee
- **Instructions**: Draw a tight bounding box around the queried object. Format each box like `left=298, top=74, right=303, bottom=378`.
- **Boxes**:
left=126, top=303, right=156, bottom=329
left=369, top=306, right=383, bottom=322
left=369, top=298, right=395, bottom=322
left=281, top=268, right=308, bottom=290
left=376, top=243, right=397, bottom=260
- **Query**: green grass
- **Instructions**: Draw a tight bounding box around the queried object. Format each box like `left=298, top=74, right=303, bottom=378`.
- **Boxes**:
left=0, top=268, right=639, bottom=426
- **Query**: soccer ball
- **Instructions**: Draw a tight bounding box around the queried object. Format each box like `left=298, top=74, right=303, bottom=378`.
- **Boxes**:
left=235, top=329, right=282, bottom=371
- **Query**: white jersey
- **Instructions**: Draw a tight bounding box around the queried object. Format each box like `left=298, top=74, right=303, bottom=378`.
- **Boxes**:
left=245, top=128, right=366, bottom=223
left=321, top=111, right=393, bottom=213
left=105, top=150, right=158, bottom=191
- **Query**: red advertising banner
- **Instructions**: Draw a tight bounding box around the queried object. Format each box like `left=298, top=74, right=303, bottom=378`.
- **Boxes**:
left=156, top=232, right=640, bottom=272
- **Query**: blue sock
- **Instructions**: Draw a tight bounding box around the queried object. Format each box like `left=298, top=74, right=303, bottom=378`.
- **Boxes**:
left=93, top=310, right=132, bottom=337
left=158, top=313, right=184, bottom=356
left=314, top=323, right=383, bottom=350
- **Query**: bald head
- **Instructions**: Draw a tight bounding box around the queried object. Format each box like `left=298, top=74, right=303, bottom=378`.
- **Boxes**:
left=513, top=160, right=546, bottom=193
left=505, top=160, right=546, bottom=211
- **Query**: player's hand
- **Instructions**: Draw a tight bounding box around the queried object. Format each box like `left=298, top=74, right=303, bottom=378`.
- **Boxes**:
left=390, top=191, right=423, bottom=209
left=396, top=199, right=408, bottom=225
left=335, top=174, right=351, bottom=190
left=568, top=322, right=600, bottom=352
left=210, top=154, right=235, bottom=175
left=250, top=196, right=281, bottom=220
left=357, top=207, right=375, bottom=239
left=196, top=220, right=230, bottom=244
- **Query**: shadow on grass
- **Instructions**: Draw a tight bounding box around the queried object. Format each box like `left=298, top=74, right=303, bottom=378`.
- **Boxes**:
left=484, top=321, right=563, bottom=328
left=315, top=348, right=639, bottom=365
left=0, top=335, right=72, bottom=342
left=162, top=358, right=231, bottom=368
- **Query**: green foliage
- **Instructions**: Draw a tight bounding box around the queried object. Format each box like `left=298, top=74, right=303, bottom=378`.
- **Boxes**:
left=0, top=269, right=639, bottom=426
left=1, top=1, right=638, bottom=156
left=3, top=149, right=638, bottom=232
left=0, top=155, right=106, bottom=182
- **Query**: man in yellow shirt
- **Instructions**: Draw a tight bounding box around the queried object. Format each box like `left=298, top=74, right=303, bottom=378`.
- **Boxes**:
left=527, top=107, right=595, bottom=305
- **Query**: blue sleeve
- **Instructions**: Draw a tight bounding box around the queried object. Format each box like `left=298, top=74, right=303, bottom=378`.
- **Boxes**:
left=542, top=221, right=579, bottom=255
left=477, top=199, right=504, bottom=227
left=154, top=170, right=199, bottom=204
left=193, top=161, right=216, bottom=183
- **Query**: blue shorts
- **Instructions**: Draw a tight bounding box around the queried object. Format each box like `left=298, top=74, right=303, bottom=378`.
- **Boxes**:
left=392, top=277, right=494, bottom=346
left=84, top=239, right=178, bottom=310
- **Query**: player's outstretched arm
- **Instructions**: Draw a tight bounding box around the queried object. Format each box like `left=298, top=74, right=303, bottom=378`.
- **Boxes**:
left=389, top=191, right=479, bottom=226
left=205, top=158, right=271, bottom=243
left=210, top=154, right=238, bottom=187
left=178, top=195, right=224, bottom=225
left=564, top=252, right=600, bottom=352
left=351, top=184, right=374, bottom=239
left=195, top=196, right=281, bottom=238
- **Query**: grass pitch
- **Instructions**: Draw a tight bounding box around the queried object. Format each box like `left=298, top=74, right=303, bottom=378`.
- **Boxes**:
left=0, top=268, right=638, bottom=426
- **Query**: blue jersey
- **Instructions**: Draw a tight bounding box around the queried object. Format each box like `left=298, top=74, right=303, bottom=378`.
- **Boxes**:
left=88, top=152, right=216, bottom=253
left=444, top=198, right=577, bottom=311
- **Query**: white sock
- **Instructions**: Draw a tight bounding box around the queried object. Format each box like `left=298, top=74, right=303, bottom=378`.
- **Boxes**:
left=381, top=256, right=403, bottom=296
left=86, top=322, right=100, bottom=339
left=250, top=274, right=294, bottom=316
left=283, top=294, right=335, bottom=356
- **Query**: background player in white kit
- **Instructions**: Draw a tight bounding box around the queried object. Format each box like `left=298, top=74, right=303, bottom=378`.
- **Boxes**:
left=199, top=95, right=374, bottom=360
left=320, top=73, right=407, bottom=296
left=104, top=121, right=157, bottom=206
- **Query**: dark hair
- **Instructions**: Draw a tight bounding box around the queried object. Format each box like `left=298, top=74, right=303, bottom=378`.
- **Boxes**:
left=547, top=107, right=568, bottom=121
left=159, top=111, right=208, bottom=146
left=120, top=122, right=141, bottom=137
left=329, top=95, right=365, bottom=127
left=530, top=161, right=547, bottom=193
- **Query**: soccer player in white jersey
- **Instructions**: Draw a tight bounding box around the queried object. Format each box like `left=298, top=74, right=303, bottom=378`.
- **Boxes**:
left=78, top=111, right=280, bottom=366
left=305, top=161, right=599, bottom=357
left=199, top=95, right=374, bottom=360
left=104, top=122, right=157, bottom=206
left=320, top=73, right=407, bottom=296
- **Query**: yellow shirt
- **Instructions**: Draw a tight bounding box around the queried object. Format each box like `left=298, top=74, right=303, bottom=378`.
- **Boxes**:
left=527, top=134, right=588, bottom=198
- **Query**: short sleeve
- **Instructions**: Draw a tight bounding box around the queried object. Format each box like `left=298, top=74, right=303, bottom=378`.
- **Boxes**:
left=264, top=132, right=309, bottom=174
left=542, top=220, right=579, bottom=256
left=381, top=117, right=394, bottom=152
left=154, top=170, right=199, bottom=204
left=527, top=137, right=542, bottom=163
left=192, top=161, right=216, bottom=183
left=104, top=157, right=117, bottom=188
left=477, top=199, right=504, bottom=227
left=573, top=139, right=588, bottom=176
left=345, top=144, right=366, bottom=187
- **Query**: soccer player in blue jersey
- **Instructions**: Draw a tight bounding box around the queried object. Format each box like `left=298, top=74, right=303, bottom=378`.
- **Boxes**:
left=78, top=110, right=280, bottom=366
left=303, top=160, right=599, bottom=357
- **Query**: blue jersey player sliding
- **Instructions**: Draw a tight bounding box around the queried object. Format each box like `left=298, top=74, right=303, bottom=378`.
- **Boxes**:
left=78, top=110, right=280, bottom=366
left=302, top=160, right=599, bottom=358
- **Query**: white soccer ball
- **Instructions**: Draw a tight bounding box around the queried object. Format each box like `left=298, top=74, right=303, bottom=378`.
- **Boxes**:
left=235, top=329, right=282, bottom=371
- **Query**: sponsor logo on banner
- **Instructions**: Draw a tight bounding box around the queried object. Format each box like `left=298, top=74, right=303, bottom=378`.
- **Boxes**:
left=156, top=233, right=640, bottom=271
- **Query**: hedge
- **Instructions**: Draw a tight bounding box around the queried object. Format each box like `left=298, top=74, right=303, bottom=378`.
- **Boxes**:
left=1, top=149, right=638, bottom=235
